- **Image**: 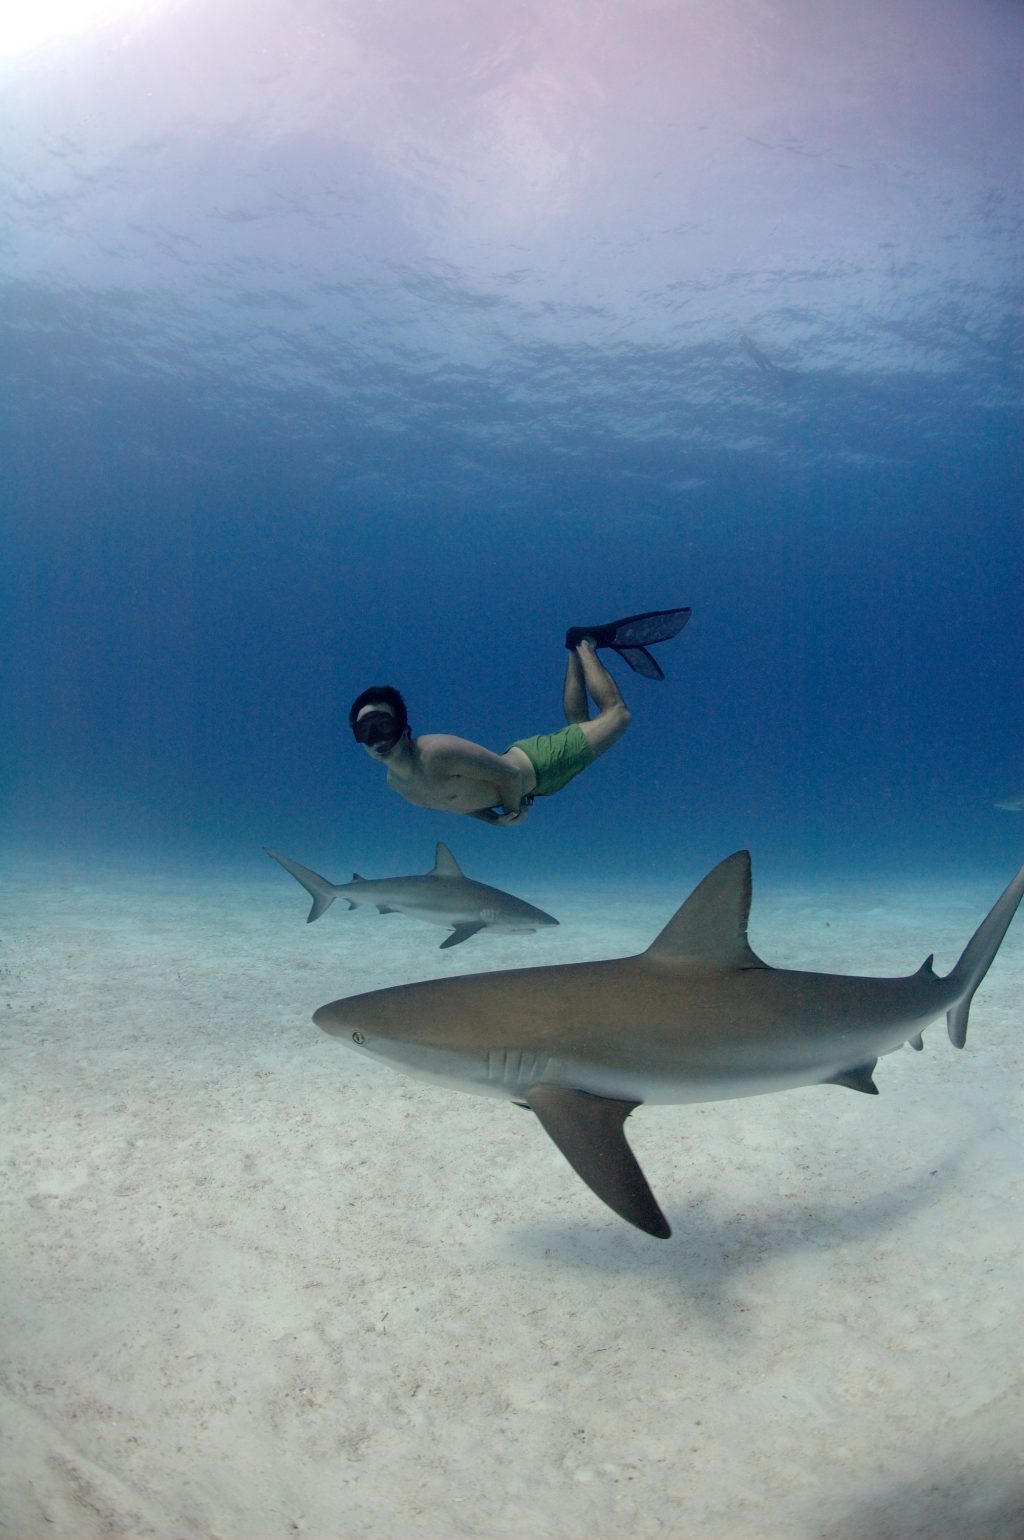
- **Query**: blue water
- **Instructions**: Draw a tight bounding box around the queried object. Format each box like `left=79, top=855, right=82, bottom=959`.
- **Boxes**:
left=2, top=0, right=1021, bottom=899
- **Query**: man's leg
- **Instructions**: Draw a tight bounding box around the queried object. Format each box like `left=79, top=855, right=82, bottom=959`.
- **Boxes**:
left=563, top=641, right=631, bottom=760
left=562, top=648, right=589, bottom=723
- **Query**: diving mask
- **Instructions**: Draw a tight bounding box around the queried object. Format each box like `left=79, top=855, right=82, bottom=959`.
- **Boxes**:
left=352, top=710, right=404, bottom=750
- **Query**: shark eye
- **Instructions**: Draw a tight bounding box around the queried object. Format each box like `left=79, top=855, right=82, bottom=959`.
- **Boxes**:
left=352, top=1031, right=365, bottom=1045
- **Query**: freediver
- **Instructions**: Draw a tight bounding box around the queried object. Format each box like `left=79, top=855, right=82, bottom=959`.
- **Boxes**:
left=349, top=607, right=691, bottom=825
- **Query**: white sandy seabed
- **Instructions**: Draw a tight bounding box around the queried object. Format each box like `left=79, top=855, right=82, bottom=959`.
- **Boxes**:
left=1, top=850, right=1022, bottom=1540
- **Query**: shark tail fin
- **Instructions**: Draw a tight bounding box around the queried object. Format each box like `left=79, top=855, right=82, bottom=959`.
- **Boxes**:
left=264, top=849, right=343, bottom=923
left=943, top=860, right=1024, bottom=1047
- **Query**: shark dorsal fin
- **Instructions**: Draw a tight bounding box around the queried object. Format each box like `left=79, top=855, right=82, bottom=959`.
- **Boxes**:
left=430, top=843, right=463, bottom=878
left=645, top=850, right=768, bottom=969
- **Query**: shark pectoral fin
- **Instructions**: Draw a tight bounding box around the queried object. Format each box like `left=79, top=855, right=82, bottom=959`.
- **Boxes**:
left=525, top=1086, right=671, bottom=1239
left=823, top=1059, right=879, bottom=1094
left=440, top=923, right=486, bottom=949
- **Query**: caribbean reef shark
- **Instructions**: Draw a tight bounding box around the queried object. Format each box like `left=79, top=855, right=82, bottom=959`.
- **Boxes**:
left=313, top=850, right=1024, bottom=1238
left=266, top=842, right=558, bottom=949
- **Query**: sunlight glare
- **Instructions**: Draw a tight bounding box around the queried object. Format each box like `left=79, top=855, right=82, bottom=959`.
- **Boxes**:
left=0, top=0, right=151, bottom=57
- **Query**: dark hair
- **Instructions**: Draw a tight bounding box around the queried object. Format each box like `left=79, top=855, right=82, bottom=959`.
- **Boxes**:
left=348, top=685, right=409, bottom=733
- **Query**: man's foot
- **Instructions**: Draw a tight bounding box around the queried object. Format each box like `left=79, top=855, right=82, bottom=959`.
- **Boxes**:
left=564, top=622, right=616, bottom=650
left=564, top=607, right=692, bottom=679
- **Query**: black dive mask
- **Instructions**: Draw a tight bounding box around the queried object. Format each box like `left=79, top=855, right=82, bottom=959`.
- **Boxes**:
left=352, top=710, right=404, bottom=750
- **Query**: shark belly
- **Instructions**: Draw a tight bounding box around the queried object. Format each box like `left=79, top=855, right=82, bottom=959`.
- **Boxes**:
left=526, top=1054, right=858, bottom=1107
left=566, top=1062, right=832, bottom=1106
left=372, top=1050, right=816, bottom=1107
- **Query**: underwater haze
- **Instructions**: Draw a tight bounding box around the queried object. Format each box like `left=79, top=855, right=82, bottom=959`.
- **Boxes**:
left=2, top=0, right=1022, bottom=892
left=4, top=7, right=1024, bottom=1540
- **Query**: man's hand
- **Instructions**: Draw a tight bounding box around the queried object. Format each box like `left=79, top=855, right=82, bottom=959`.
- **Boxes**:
left=493, top=808, right=528, bottom=825
left=496, top=794, right=534, bottom=825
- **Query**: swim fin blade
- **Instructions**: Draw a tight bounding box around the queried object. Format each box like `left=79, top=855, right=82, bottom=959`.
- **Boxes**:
left=564, top=607, right=691, bottom=677
left=612, top=645, right=665, bottom=679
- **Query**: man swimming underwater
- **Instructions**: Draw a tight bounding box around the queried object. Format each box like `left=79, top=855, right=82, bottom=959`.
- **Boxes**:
left=349, top=607, right=691, bottom=825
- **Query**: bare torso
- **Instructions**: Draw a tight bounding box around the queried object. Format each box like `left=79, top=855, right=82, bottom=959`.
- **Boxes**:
left=385, top=733, right=537, bottom=815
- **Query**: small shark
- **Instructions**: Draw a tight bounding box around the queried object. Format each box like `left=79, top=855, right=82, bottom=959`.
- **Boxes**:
left=739, top=332, right=798, bottom=380
left=995, top=795, right=1024, bottom=812
left=313, top=850, right=1024, bottom=1238
left=266, top=843, right=558, bottom=949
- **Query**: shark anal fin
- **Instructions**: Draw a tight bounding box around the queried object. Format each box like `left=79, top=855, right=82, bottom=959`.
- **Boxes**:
left=908, top=1033, right=924, bottom=1052
left=440, top=922, right=486, bottom=949
left=824, top=1059, right=879, bottom=1095
left=525, top=1086, right=671, bottom=1239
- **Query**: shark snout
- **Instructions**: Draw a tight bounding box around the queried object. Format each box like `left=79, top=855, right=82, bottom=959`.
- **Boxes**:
left=315, top=996, right=489, bottom=1090
left=313, top=1000, right=355, bottom=1038
left=313, top=1000, right=392, bottom=1061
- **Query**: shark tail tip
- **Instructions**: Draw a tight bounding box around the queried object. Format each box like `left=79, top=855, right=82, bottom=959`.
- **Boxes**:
left=946, top=1004, right=969, bottom=1049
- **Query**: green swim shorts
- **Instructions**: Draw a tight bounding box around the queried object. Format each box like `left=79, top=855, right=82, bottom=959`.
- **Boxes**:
left=508, top=723, right=595, bottom=798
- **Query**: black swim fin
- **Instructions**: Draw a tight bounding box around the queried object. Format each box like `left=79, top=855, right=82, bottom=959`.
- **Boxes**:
left=564, top=607, right=692, bottom=680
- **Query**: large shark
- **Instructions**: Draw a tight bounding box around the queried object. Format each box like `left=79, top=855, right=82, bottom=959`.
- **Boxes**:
left=313, top=850, right=1024, bottom=1238
left=267, top=843, right=558, bottom=949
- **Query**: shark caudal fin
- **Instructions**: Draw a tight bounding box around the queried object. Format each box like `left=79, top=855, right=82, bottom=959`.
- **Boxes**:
left=944, top=860, right=1024, bottom=1047
left=264, top=849, right=345, bottom=923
